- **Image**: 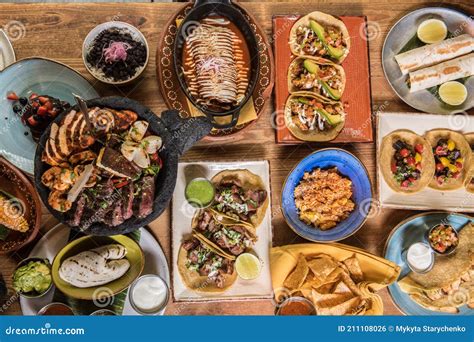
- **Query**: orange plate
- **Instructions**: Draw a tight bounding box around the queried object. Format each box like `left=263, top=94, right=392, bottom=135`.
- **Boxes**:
left=273, top=15, right=373, bottom=144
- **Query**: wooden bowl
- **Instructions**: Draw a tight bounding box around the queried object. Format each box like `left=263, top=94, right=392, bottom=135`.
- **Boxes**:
left=0, top=157, right=41, bottom=254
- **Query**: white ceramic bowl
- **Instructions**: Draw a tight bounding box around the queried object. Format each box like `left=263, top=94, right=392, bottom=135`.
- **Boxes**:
left=82, top=21, right=149, bottom=85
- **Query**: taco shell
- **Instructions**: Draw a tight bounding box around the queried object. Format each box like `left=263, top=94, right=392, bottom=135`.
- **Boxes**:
left=289, top=11, right=351, bottom=63
left=463, top=133, right=474, bottom=193
left=191, top=209, right=257, bottom=259
left=177, top=235, right=237, bottom=293
left=284, top=93, right=345, bottom=142
left=211, top=169, right=269, bottom=228
left=379, top=130, right=435, bottom=194
left=425, top=129, right=472, bottom=191
left=287, top=56, right=346, bottom=99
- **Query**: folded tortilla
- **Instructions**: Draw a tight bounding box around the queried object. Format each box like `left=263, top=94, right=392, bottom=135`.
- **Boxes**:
left=464, top=133, right=474, bottom=193
left=425, top=129, right=472, bottom=190
left=395, top=34, right=474, bottom=75
left=408, top=53, right=474, bottom=93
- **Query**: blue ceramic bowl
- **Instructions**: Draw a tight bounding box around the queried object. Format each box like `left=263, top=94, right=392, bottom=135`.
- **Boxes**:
left=281, top=148, right=372, bottom=242
left=384, top=212, right=473, bottom=316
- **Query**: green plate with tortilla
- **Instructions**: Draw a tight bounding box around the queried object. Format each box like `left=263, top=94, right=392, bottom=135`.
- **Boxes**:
left=51, top=234, right=144, bottom=301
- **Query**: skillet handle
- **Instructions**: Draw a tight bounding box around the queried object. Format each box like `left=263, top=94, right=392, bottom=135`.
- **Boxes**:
left=207, top=111, right=240, bottom=129
left=160, top=110, right=213, bottom=155
left=194, top=0, right=232, bottom=6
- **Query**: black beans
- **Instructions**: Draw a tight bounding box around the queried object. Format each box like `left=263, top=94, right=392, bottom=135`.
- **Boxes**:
left=86, top=28, right=147, bottom=82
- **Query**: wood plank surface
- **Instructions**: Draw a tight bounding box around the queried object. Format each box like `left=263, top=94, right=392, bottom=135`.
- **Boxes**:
left=0, top=1, right=471, bottom=316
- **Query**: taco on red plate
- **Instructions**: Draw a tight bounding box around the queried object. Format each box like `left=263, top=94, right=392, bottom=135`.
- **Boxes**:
left=211, top=169, right=268, bottom=228
left=379, top=130, right=435, bottom=193
left=192, top=208, right=257, bottom=258
left=425, top=129, right=472, bottom=191
left=289, top=11, right=351, bottom=63
left=284, top=93, right=345, bottom=142
left=288, top=56, right=346, bottom=100
left=178, top=234, right=237, bottom=292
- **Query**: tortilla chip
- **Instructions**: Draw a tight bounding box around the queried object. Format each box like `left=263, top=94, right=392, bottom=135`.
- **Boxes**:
left=342, top=255, right=364, bottom=283
left=311, top=289, right=354, bottom=308
left=307, top=255, right=340, bottom=279
left=332, top=280, right=353, bottom=295
left=284, top=254, right=309, bottom=290
left=314, top=294, right=362, bottom=315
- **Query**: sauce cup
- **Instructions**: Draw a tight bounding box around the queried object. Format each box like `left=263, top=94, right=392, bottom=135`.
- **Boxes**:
left=129, top=274, right=169, bottom=315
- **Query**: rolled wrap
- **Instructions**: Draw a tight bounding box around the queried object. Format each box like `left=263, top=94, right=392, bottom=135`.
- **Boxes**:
left=395, top=34, right=474, bottom=75
left=408, top=53, right=474, bottom=93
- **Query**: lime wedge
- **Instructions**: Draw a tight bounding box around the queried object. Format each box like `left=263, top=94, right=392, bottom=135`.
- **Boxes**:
left=235, top=253, right=261, bottom=280
left=417, top=19, right=447, bottom=44
left=438, top=81, right=467, bottom=106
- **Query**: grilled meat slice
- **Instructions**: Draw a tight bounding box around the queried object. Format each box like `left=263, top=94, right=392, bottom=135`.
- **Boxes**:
left=122, top=182, right=134, bottom=220
left=183, top=238, right=200, bottom=251
left=106, top=201, right=124, bottom=227
left=136, top=176, right=155, bottom=218
left=96, top=147, right=141, bottom=179
left=69, top=194, right=86, bottom=227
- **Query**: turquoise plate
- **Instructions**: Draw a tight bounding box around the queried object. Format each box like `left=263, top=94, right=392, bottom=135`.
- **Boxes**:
left=384, top=212, right=473, bottom=315
left=0, top=58, right=98, bottom=174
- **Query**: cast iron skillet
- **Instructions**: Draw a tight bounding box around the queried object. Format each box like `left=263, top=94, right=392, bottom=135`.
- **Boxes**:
left=34, top=96, right=213, bottom=236
left=173, top=0, right=260, bottom=129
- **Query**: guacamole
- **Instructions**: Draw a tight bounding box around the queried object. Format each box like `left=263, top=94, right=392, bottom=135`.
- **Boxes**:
left=13, top=260, right=52, bottom=295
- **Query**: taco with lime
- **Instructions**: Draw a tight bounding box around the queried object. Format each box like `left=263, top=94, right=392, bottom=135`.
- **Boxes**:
left=289, top=11, right=350, bottom=63
left=211, top=169, right=268, bottom=228
left=379, top=130, right=435, bottom=193
left=192, top=209, right=257, bottom=258
left=288, top=56, right=346, bottom=100
left=178, top=234, right=237, bottom=292
left=425, top=129, right=472, bottom=191
left=284, top=93, right=345, bottom=142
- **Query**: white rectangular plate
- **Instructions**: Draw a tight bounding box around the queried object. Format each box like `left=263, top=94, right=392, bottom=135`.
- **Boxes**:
left=377, top=112, right=474, bottom=212
left=171, top=160, right=273, bottom=302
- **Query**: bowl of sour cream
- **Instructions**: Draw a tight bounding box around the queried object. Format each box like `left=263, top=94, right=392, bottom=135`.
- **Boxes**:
left=405, top=242, right=434, bottom=274
left=129, top=274, right=169, bottom=315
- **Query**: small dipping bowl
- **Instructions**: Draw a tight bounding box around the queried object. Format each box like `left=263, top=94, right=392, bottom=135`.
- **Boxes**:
left=185, top=177, right=215, bottom=209
left=13, top=257, right=53, bottom=299
left=405, top=242, right=434, bottom=274
left=129, top=274, right=169, bottom=315
left=275, top=296, right=317, bottom=316
left=37, top=302, right=74, bottom=316
left=90, top=309, right=117, bottom=316
left=427, top=224, right=459, bottom=256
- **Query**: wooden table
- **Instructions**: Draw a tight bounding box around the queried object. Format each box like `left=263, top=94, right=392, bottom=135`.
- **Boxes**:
left=0, top=0, right=471, bottom=316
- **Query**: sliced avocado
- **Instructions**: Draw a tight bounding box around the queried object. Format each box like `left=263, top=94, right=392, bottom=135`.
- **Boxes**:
left=297, top=97, right=310, bottom=104
left=316, top=108, right=343, bottom=126
left=326, top=45, right=344, bottom=60
left=309, top=20, right=326, bottom=41
left=303, top=59, right=319, bottom=74
left=320, top=80, right=342, bottom=100
left=309, top=20, right=344, bottom=60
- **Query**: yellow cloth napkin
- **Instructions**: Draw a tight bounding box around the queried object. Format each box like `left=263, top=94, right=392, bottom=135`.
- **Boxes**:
left=270, top=243, right=401, bottom=315
left=185, top=97, right=257, bottom=127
